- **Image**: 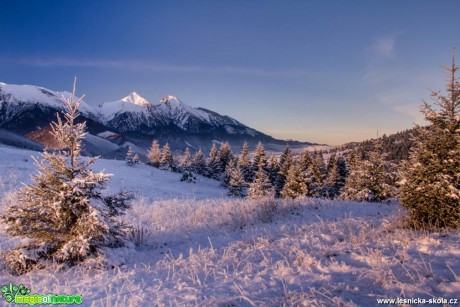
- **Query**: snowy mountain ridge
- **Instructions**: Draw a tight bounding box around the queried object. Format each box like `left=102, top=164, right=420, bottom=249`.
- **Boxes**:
left=0, top=81, right=314, bottom=154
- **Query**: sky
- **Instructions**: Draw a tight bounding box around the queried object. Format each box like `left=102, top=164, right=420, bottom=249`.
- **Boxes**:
left=1, top=0, right=459, bottom=145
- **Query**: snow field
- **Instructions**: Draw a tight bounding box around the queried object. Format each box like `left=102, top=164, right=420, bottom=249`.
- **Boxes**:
left=0, top=145, right=458, bottom=306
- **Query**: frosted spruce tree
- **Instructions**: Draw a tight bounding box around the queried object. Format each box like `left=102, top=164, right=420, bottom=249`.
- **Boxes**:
left=159, top=143, right=174, bottom=171
left=219, top=142, right=233, bottom=171
left=125, top=146, right=134, bottom=166
left=239, top=141, right=253, bottom=182
left=340, top=147, right=395, bottom=202
left=0, top=80, right=132, bottom=274
left=275, top=145, right=293, bottom=197
left=228, top=163, right=246, bottom=197
left=248, top=166, right=273, bottom=199
left=191, top=148, right=206, bottom=176
left=206, top=143, right=223, bottom=179
left=281, top=161, right=308, bottom=199
left=125, top=146, right=138, bottom=166
left=180, top=147, right=196, bottom=183
left=147, top=140, right=161, bottom=167
left=252, top=141, right=267, bottom=174
left=400, top=53, right=460, bottom=228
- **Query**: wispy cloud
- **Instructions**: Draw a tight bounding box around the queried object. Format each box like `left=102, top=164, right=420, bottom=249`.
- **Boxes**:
left=371, top=36, right=397, bottom=58
left=6, top=57, right=309, bottom=78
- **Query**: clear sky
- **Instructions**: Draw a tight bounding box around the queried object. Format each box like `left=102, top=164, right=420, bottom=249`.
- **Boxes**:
left=1, top=0, right=459, bottom=145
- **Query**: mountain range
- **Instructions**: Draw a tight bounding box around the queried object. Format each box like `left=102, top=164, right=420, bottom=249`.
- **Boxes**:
left=0, top=82, right=314, bottom=158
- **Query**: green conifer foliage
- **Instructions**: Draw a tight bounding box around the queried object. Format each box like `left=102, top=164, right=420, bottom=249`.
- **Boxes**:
left=400, top=53, right=460, bottom=228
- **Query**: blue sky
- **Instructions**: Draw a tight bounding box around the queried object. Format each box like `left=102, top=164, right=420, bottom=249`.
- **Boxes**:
left=1, top=0, right=459, bottom=145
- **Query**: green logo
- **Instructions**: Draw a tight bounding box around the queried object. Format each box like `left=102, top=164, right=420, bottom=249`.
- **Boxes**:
left=0, top=281, right=82, bottom=305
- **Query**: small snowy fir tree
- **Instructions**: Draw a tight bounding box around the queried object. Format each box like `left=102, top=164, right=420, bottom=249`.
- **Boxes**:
left=228, top=163, right=246, bottom=198
left=299, top=150, right=313, bottom=172
left=159, top=143, right=174, bottom=171
left=191, top=148, right=206, bottom=176
left=0, top=80, right=132, bottom=274
left=219, top=142, right=233, bottom=171
left=133, top=153, right=140, bottom=165
left=252, top=141, right=267, bottom=174
left=180, top=147, right=192, bottom=171
left=125, top=146, right=135, bottom=166
left=180, top=147, right=196, bottom=183
left=307, top=151, right=326, bottom=197
left=323, top=154, right=347, bottom=199
left=206, top=143, right=223, bottom=179
left=221, top=158, right=237, bottom=187
left=248, top=166, right=274, bottom=199
left=275, top=145, right=293, bottom=197
left=340, top=147, right=396, bottom=202
left=239, top=141, right=253, bottom=182
left=281, top=161, right=308, bottom=199
left=147, top=140, right=161, bottom=167
left=400, top=52, right=460, bottom=228
left=267, top=154, right=280, bottom=186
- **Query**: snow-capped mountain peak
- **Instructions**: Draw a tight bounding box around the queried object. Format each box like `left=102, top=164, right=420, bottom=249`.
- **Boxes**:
left=160, top=95, right=181, bottom=104
left=122, top=92, right=150, bottom=106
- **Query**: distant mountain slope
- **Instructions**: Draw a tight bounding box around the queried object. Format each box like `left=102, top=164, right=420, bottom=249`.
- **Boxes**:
left=0, top=82, right=315, bottom=156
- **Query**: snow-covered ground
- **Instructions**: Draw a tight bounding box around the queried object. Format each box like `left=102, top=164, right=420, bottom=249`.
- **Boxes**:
left=0, top=145, right=459, bottom=306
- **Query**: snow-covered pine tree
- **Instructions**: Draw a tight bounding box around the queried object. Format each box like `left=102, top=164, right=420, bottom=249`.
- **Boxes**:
left=281, top=160, right=308, bottom=199
left=219, top=142, right=233, bottom=171
left=400, top=52, right=460, bottom=228
left=133, top=153, right=140, bottom=165
left=159, top=143, right=174, bottom=171
left=252, top=141, right=267, bottom=173
left=248, top=166, right=274, bottom=199
left=147, top=140, right=161, bottom=167
left=0, top=80, right=132, bottom=274
left=227, top=163, right=246, bottom=197
left=191, top=148, right=206, bottom=176
left=125, top=146, right=135, bottom=166
left=179, top=147, right=195, bottom=183
left=239, top=141, right=253, bottom=182
left=307, top=150, right=326, bottom=197
left=299, top=150, right=312, bottom=172
left=275, top=145, right=293, bottom=197
left=206, top=143, right=223, bottom=179
left=221, top=158, right=237, bottom=187
left=267, top=154, right=280, bottom=186
left=323, top=154, right=347, bottom=198
left=180, top=147, right=192, bottom=171
left=340, top=146, right=396, bottom=202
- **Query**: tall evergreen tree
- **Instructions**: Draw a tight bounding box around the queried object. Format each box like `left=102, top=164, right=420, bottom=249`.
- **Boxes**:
left=147, top=140, right=161, bottom=167
left=323, top=155, right=347, bottom=198
left=267, top=154, right=280, bottom=186
left=307, top=151, right=327, bottom=197
left=281, top=161, right=308, bottom=199
left=239, top=141, right=253, bottom=182
left=252, top=141, right=267, bottom=173
left=228, top=163, right=246, bottom=198
left=159, top=143, right=174, bottom=171
left=219, top=142, right=233, bottom=171
left=180, top=147, right=192, bottom=171
left=340, top=147, right=396, bottom=202
left=275, top=145, right=293, bottom=197
left=248, top=166, right=273, bottom=199
left=125, top=146, right=135, bottom=166
left=191, top=148, right=206, bottom=175
left=299, top=150, right=312, bottom=172
left=206, top=143, right=223, bottom=179
left=400, top=53, right=460, bottom=228
left=0, top=80, right=132, bottom=274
